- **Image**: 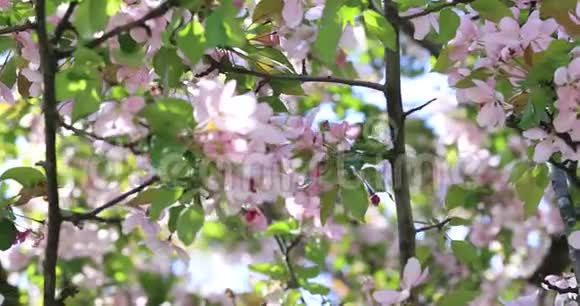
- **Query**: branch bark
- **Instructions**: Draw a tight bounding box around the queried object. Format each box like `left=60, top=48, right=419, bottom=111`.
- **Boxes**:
left=56, top=0, right=177, bottom=58
left=217, top=62, right=385, bottom=91
left=401, top=0, right=475, bottom=19
left=36, top=0, right=62, bottom=304
left=0, top=22, right=35, bottom=35
left=62, top=175, right=159, bottom=225
left=549, top=165, right=580, bottom=289
left=383, top=0, right=417, bottom=292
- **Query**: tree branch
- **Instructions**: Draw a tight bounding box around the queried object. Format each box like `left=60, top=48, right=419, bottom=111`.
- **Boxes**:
left=59, top=118, right=145, bottom=154
left=415, top=218, right=451, bottom=233
left=383, top=0, right=417, bottom=291
left=217, top=61, right=385, bottom=91
left=62, top=175, right=159, bottom=224
left=404, top=98, right=437, bottom=118
left=0, top=22, right=35, bottom=35
left=549, top=165, right=580, bottom=291
left=36, top=0, right=62, bottom=304
left=56, top=0, right=177, bottom=58
left=402, top=0, right=475, bottom=19
left=52, top=1, right=78, bottom=44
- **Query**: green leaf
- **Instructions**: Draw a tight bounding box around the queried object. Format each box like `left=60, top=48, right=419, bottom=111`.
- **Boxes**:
left=176, top=20, right=207, bottom=65
left=177, top=205, right=205, bottom=245
left=0, top=57, right=17, bottom=87
left=148, top=187, right=183, bottom=220
left=72, top=87, right=101, bottom=122
left=168, top=205, right=185, bottom=233
left=313, top=0, right=345, bottom=65
left=341, top=183, right=368, bottom=220
left=431, top=46, right=453, bottom=73
left=305, top=239, right=329, bottom=266
left=0, top=218, right=17, bottom=251
left=265, top=219, right=299, bottom=236
left=445, top=184, right=488, bottom=210
left=436, top=290, right=478, bottom=306
left=437, top=8, right=460, bottom=43
left=0, top=167, right=45, bottom=187
left=205, top=0, right=246, bottom=48
left=295, top=265, right=321, bottom=279
left=139, top=98, right=194, bottom=138
left=249, top=262, right=287, bottom=279
left=514, top=164, right=549, bottom=217
left=363, top=10, right=396, bottom=51
left=270, top=79, right=305, bottom=95
left=153, top=47, right=186, bottom=88
left=320, top=187, right=338, bottom=224
left=252, top=0, right=283, bottom=22
left=259, top=96, right=288, bottom=112
left=300, top=281, right=330, bottom=295
left=74, top=0, right=108, bottom=39
left=451, top=240, right=478, bottom=267
left=540, top=0, right=578, bottom=36
left=470, top=0, right=511, bottom=22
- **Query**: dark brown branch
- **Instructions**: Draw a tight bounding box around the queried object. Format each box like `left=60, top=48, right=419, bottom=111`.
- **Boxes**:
left=383, top=0, right=417, bottom=296
left=404, top=98, right=437, bottom=118
left=36, top=0, right=62, bottom=304
left=56, top=0, right=177, bottom=58
left=402, top=0, right=475, bottom=19
left=52, top=2, right=78, bottom=44
left=59, top=119, right=145, bottom=154
left=217, top=61, right=385, bottom=91
left=0, top=22, right=35, bottom=35
left=62, top=176, right=159, bottom=224
left=415, top=218, right=451, bottom=233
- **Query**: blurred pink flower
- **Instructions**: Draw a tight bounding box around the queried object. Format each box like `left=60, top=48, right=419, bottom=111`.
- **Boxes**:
left=401, top=8, right=439, bottom=40
left=282, top=0, right=303, bottom=28
left=373, top=257, right=429, bottom=305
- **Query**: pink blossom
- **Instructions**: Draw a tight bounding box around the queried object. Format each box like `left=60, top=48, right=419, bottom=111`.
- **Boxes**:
left=116, top=66, right=154, bottom=94
left=279, top=25, right=317, bottom=61
left=373, top=257, right=429, bottom=305
left=401, top=8, right=439, bottom=40
left=554, top=100, right=580, bottom=141
left=92, top=97, right=148, bottom=141
left=463, top=79, right=506, bottom=128
left=244, top=209, right=268, bottom=231
left=15, top=32, right=40, bottom=65
left=194, top=79, right=287, bottom=144
left=554, top=58, right=580, bottom=106
left=449, top=16, right=479, bottom=61
left=522, top=128, right=579, bottom=162
left=282, top=0, right=303, bottom=28
left=521, top=11, right=558, bottom=52
left=21, top=67, right=43, bottom=97
left=285, top=192, right=320, bottom=220
left=0, top=0, right=9, bottom=10
left=0, top=81, right=14, bottom=104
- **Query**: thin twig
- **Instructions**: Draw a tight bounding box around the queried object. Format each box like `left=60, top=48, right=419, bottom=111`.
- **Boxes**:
left=414, top=218, right=451, bottom=233
left=402, top=0, right=475, bottom=19
left=56, top=0, right=177, bottom=58
left=404, top=98, right=437, bottom=118
left=0, top=22, right=35, bottom=35
left=36, top=0, right=62, bottom=303
left=52, top=1, right=78, bottom=44
left=59, top=119, right=145, bottom=154
left=62, top=176, right=159, bottom=224
left=217, top=61, right=385, bottom=91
